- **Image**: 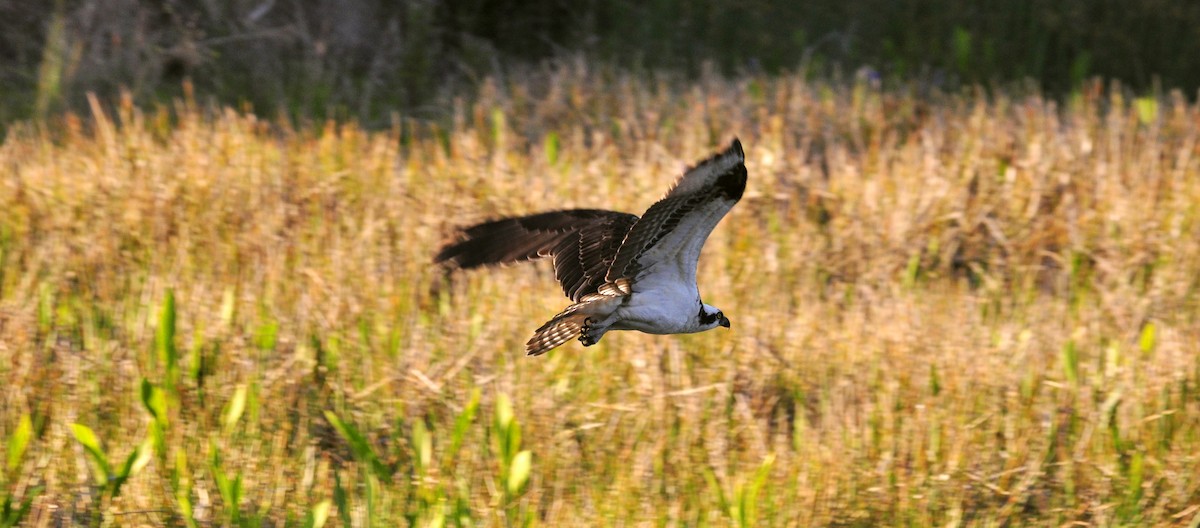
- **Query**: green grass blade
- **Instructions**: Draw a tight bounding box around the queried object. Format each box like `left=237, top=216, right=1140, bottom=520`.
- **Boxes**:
left=1139, top=322, right=1157, bottom=355
left=156, top=289, right=177, bottom=388
left=0, top=486, right=41, bottom=528
left=448, top=388, right=480, bottom=462
left=1060, top=340, right=1079, bottom=385
left=69, top=423, right=111, bottom=484
left=140, top=378, right=167, bottom=424
left=324, top=411, right=390, bottom=481
left=223, top=385, right=248, bottom=434
left=305, top=500, right=332, bottom=528
left=506, top=450, right=532, bottom=496
left=412, top=419, right=432, bottom=473
left=5, top=414, right=32, bottom=473
left=333, top=472, right=351, bottom=528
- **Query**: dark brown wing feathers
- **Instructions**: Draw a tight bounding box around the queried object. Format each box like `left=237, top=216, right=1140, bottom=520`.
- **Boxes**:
left=435, top=209, right=638, bottom=302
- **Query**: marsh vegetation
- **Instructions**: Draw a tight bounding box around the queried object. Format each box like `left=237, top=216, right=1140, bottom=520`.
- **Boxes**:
left=2, top=62, right=1200, bottom=525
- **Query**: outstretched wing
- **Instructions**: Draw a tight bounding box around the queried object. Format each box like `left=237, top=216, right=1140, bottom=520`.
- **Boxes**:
left=605, top=139, right=746, bottom=286
left=435, top=209, right=639, bottom=302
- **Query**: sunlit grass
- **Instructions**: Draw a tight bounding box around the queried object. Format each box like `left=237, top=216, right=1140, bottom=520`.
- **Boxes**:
left=1, top=66, right=1199, bottom=526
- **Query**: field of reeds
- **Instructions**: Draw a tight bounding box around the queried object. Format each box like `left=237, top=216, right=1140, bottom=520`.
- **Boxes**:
left=2, top=62, right=1200, bottom=526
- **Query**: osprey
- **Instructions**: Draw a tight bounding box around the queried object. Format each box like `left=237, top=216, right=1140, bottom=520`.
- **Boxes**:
left=436, top=139, right=746, bottom=355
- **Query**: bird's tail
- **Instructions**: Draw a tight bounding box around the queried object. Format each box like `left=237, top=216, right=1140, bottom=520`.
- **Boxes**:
left=525, top=310, right=588, bottom=356
left=525, top=289, right=625, bottom=356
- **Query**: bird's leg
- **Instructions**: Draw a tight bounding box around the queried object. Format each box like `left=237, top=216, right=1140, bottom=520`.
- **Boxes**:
left=579, top=317, right=606, bottom=346
left=579, top=318, right=595, bottom=345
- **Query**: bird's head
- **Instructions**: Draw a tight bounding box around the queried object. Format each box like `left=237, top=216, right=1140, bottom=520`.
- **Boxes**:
left=699, top=303, right=731, bottom=330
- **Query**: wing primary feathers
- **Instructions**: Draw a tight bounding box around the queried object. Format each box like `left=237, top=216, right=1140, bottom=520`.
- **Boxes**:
left=605, top=138, right=747, bottom=282
left=662, top=138, right=745, bottom=197
left=435, top=209, right=638, bottom=301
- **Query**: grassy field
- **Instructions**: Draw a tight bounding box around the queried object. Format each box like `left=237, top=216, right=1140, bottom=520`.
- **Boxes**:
left=2, top=64, right=1200, bottom=526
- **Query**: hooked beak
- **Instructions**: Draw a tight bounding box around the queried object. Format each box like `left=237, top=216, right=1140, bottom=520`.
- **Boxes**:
left=719, top=315, right=731, bottom=328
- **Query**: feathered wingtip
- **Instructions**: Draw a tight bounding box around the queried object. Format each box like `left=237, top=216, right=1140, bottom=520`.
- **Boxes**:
left=662, top=137, right=747, bottom=199
left=727, top=137, right=744, bottom=159
left=687, top=138, right=743, bottom=172
left=433, top=210, right=638, bottom=271
left=432, top=214, right=566, bottom=270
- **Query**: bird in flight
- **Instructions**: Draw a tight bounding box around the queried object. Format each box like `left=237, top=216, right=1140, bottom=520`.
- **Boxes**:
left=436, top=139, right=747, bottom=355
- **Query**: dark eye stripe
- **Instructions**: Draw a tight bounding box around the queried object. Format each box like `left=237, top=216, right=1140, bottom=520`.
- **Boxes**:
left=698, top=305, right=720, bottom=325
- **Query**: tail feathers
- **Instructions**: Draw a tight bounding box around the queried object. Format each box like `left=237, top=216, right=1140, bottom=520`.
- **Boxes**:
left=525, top=311, right=587, bottom=356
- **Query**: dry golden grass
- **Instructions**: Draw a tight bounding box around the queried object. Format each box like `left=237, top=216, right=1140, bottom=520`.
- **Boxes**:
left=2, top=64, right=1200, bottom=526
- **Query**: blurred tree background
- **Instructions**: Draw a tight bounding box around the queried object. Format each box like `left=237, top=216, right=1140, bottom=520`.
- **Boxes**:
left=3, top=0, right=1199, bottom=127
